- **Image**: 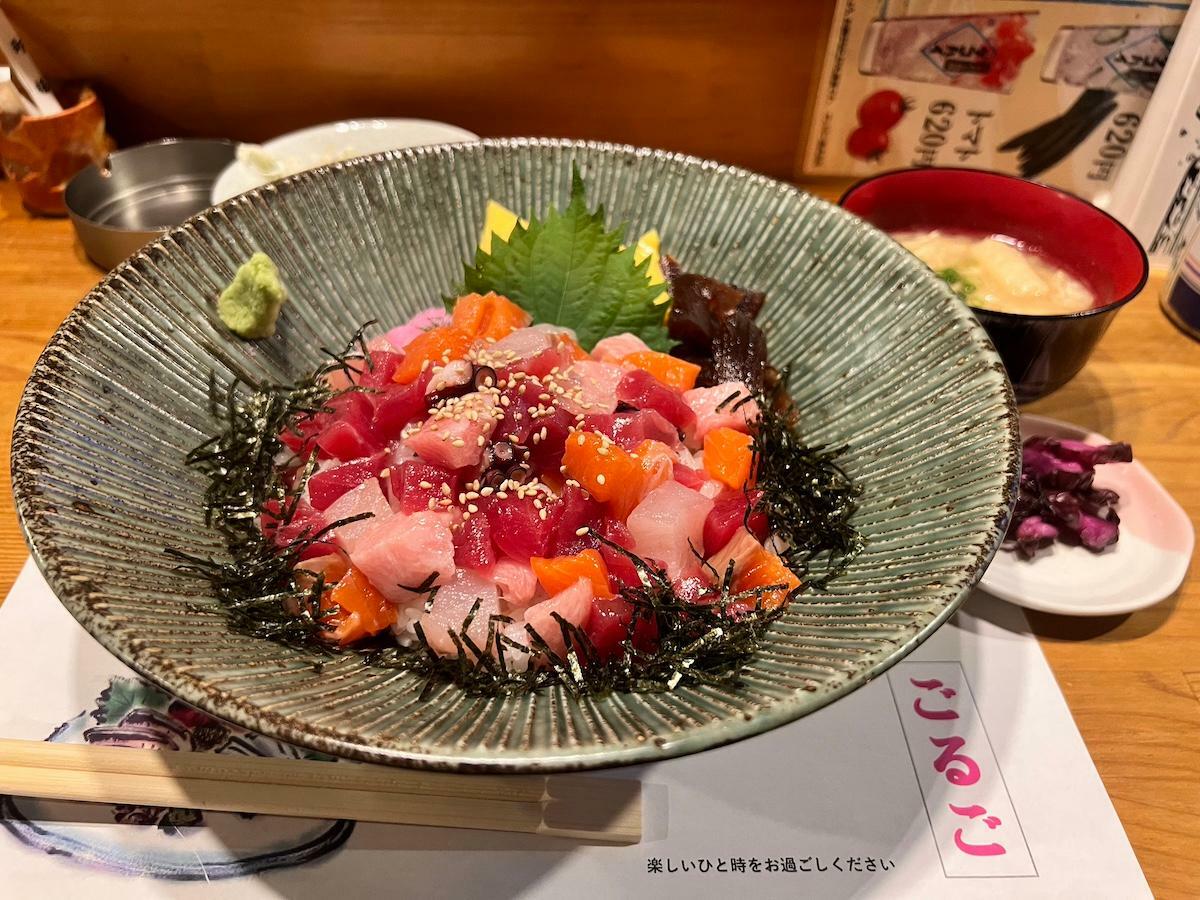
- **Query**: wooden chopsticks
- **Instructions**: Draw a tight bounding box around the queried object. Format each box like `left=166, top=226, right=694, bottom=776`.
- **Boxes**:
left=0, top=738, right=641, bottom=843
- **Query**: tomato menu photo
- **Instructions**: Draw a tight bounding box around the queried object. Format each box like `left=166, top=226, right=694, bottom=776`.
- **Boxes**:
left=801, top=0, right=1187, bottom=199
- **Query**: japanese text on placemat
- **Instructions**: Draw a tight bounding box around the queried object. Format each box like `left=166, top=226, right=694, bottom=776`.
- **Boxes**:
left=888, top=661, right=1037, bottom=878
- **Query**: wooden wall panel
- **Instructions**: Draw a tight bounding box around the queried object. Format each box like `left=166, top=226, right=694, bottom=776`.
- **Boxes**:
left=5, top=0, right=834, bottom=179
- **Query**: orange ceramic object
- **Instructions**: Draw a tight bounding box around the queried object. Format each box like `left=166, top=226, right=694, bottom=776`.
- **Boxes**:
left=0, top=86, right=113, bottom=216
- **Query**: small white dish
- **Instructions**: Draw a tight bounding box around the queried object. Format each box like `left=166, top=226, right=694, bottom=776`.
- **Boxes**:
left=211, top=118, right=479, bottom=203
left=979, top=414, right=1193, bottom=616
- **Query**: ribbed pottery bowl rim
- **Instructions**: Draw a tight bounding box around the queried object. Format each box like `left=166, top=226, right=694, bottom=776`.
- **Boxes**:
left=12, top=138, right=1021, bottom=772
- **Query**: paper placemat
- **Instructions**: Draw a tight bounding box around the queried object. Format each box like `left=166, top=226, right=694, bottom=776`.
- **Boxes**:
left=0, top=559, right=1149, bottom=898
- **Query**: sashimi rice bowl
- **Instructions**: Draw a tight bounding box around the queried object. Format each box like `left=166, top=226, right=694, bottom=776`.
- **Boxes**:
left=186, top=169, right=862, bottom=696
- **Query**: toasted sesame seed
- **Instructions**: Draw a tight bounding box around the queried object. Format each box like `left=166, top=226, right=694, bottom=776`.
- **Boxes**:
left=441, top=484, right=452, bottom=495
left=418, top=480, right=433, bottom=490
left=497, top=491, right=509, bottom=499
left=380, top=469, right=391, bottom=478
left=538, top=509, right=548, bottom=520
left=427, top=497, right=437, bottom=510
left=477, top=435, right=486, bottom=446
left=539, top=426, right=548, bottom=441
left=577, top=434, right=586, bottom=446
left=462, top=511, right=471, bottom=520
left=480, top=487, right=494, bottom=497
left=597, top=446, right=609, bottom=456
left=458, top=492, right=468, bottom=504
left=466, top=491, right=479, bottom=500
left=575, top=526, right=590, bottom=536
left=467, top=504, right=479, bottom=514
left=596, top=473, right=606, bottom=485
left=452, top=438, right=466, bottom=447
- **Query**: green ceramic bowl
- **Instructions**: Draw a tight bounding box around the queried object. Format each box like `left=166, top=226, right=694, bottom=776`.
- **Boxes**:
left=12, top=140, right=1019, bottom=772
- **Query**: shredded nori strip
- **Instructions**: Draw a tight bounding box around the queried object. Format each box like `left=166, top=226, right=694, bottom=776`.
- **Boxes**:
left=172, top=325, right=861, bottom=697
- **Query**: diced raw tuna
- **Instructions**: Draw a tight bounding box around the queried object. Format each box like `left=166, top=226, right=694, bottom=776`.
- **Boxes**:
left=519, top=577, right=593, bottom=659
left=485, top=495, right=553, bottom=562
left=591, top=333, right=649, bottom=363
left=626, top=481, right=714, bottom=579
left=261, top=499, right=332, bottom=559
left=492, top=558, right=540, bottom=608
left=454, top=513, right=495, bottom=569
left=493, top=386, right=536, bottom=445
left=307, top=452, right=388, bottom=512
left=348, top=510, right=456, bottom=601
left=584, top=595, right=659, bottom=661
left=616, top=369, right=696, bottom=434
left=385, top=307, right=451, bottom=350
left=683, top=381, right=760, bottom=443
left=315, top=393, right=381, bottom=461
left=418, top=569, right=501, bottom=658
left=324, top=479, right=393, bottom=550
left=582, top=409, right=681, bottom=451
left=703, top=489, right=769, bottom=557
left=599, top=518, right=641, bottom=590
left=546, top=483, right=604, bottom=556
left=555, top=360, right=624, bottom=415
left=673, top=462, right=708, bottom=491
left=406, top=392, right=498, bottom=469
left=523, top=406, right=576, bottom=474
left=372, top=371, right=433, bottom=443
left=318, top=349, right=397, bottom=392
left=390, top=460, right=460, bottom=514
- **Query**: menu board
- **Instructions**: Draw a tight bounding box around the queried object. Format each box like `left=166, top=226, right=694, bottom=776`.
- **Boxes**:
left=800, top=0, right=1190, bottom=200
left=0, top=559, right=1150, bottom=898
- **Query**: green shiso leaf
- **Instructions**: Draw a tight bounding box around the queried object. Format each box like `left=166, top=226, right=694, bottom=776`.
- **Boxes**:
left=460, top=165, right=670, bottom=351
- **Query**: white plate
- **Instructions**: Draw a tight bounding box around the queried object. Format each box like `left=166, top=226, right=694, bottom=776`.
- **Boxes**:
left=210, top=119, right=479, bottom=203
left=979, top=414, right=1193, bottom=616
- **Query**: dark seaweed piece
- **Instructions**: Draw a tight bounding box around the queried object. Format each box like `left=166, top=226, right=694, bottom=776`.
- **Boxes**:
left=750, top=402, right=863, bottom=587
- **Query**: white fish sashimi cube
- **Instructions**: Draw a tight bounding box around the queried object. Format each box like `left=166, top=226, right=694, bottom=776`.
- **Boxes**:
left=348, top=510, right=455, bottom=602
left=684, top=381, right=761, bottom=444
left=489, top=323, right=572, bottom=361
left=707, top=528, right=763, bottom=584
left=492, top=558, right=541, bottom=608
left=324, top=479, right=393, bottom=550
left=627, top=480, right=714, bottom=579
left=418, top=569, right=502, bottom=658
left=556, top=360, right=625, bottom=415
left=591, top=332, right=650, bottom=363
left=513, top=577, right=593, bottom=660
left=406, top=392, right=498, bottom=469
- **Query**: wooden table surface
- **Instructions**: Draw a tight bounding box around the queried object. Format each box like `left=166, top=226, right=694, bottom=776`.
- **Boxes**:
left=0, top=178, right=1197, bottom=896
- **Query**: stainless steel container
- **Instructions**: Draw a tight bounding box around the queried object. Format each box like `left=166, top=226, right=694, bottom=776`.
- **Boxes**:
left=64, top=139, right=237, bottom=270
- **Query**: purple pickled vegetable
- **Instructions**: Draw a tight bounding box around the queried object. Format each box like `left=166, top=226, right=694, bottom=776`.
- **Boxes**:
left=1002, top=435, right=1132, bottom=560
